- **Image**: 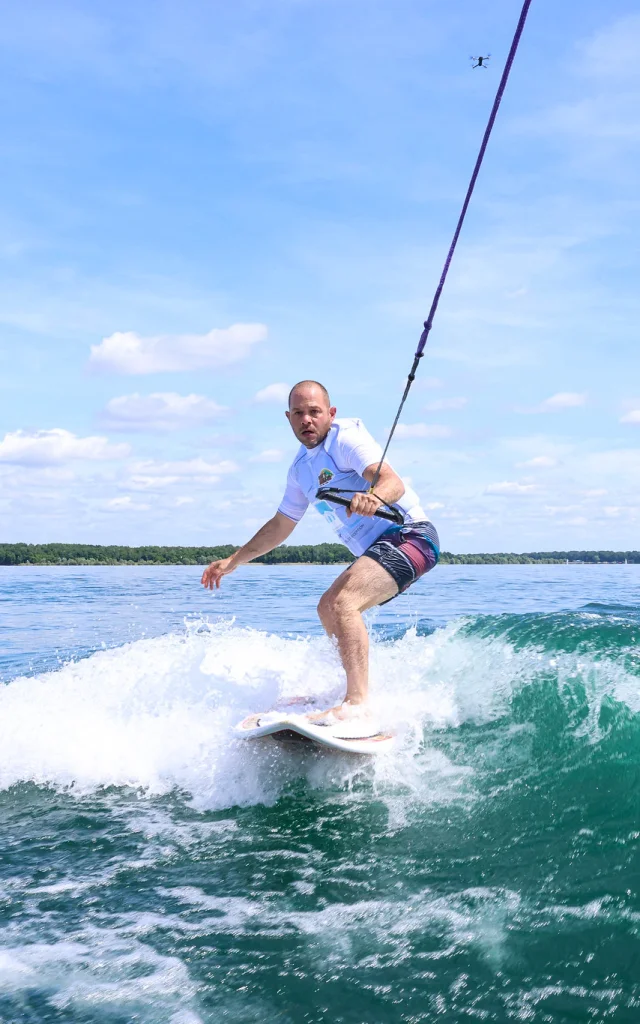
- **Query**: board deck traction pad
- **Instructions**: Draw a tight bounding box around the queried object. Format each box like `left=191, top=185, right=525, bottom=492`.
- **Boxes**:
left=236, top=711, right=395, bottom=754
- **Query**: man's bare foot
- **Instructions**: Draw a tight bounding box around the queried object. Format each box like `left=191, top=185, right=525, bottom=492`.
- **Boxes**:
left=307, top=702, right=371, bottom=725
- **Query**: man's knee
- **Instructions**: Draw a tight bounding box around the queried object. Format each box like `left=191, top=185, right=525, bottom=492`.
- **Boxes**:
left=318, top=586, right=358, bottom=623
left=317, top=590, right=331, bottom=623
left=317, top=589, right=340, bottom=623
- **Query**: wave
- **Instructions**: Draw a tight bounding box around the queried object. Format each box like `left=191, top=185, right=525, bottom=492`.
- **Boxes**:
left=0, top=613, right=638, bottom=810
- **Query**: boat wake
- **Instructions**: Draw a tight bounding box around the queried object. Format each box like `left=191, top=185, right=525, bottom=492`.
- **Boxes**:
left=1, top=610, right=638, bottom=812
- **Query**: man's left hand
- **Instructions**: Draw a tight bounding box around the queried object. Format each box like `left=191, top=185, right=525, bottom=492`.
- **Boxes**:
left=348, top=492, right=382, bottom=518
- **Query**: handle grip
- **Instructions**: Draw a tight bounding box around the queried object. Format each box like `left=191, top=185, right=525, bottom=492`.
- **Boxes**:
left=316, top=487, right=405, bottom=525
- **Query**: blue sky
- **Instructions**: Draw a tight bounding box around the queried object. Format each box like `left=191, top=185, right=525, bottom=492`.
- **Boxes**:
left=1, top=0, right=639, bottom=552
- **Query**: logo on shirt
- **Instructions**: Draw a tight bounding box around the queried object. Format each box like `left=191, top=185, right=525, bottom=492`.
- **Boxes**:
left=318, top=469, right=334, bottom=485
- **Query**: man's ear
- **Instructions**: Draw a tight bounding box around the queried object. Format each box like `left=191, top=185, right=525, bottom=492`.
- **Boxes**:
left=330, top=406, right=337, bottom=419
left=285, top=410, right=291, bottom=423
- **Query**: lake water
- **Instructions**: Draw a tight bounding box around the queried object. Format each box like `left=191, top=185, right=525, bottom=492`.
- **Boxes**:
left=1, top=564, right=639, bottom=1022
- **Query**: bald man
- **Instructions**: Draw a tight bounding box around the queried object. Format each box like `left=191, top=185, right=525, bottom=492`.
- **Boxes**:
left=201, top=381, right=440, bottom=722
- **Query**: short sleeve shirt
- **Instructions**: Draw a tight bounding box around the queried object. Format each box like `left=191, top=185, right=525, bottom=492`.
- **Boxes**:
left=278, top=418, right=428, bottom=556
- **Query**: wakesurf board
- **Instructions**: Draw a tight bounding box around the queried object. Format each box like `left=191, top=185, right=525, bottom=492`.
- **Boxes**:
left=235, top=711, right=394, bottom=755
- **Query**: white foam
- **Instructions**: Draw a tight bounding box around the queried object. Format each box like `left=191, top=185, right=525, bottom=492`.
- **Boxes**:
left=0, top=619, right=636, bottom=809
left=154, top=882, right=520, bottom=969
left=0, top=929, right=201, bottom=1022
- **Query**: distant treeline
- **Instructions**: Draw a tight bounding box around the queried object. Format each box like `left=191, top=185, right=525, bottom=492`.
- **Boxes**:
left=0, top=542, right=353, bottom=566
left=1, top=543, right=639, bottom=566
left=443, top=551, right=640, bottom=564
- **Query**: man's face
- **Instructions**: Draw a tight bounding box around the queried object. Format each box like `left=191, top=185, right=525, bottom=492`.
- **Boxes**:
left=286, top=386, right=336, bottom=448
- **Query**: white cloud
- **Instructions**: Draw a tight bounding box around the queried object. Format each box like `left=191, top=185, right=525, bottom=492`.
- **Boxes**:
left=0, top=465, right=76, bottom=483
left=620, top=410, right=640, bottom=424
left=423, top=397, right=467, bottom=412
left=422, top=377, right=444, bottom=389
left=0, top=429, right=130, bottom=466
left=254, top=383, right=290, bottom=403
left=577, top=14, right=640, bottom=82
left=538, top=393, right=587, bottom=412
left=127, top=475, right=181, bottom=490
left=516, top=393, right=588, bottom=414
left=89, top=323, right=267, bottom=374
left=582, top=449, right=640, bottom=477
left=104, top=497, right=150, bottom=512
left=545, top=505, right=580, bottom=516
left=102, top=392, right=226, bottom=430
left=516, top=456, right=557, bottom=468
left=426, top=501, right=445, bottom=510
left=524, top=96, right=640, bottom=144
left=127, top=458, right=239, bottom=488
left=485, top=481, right=538, bottom=495
left=600, top=505, right=639, bottom=520
left=175, top=496, right=195, bottom=506
left=515, top=15, right=640, bottom=149
left=393, top=423, right=452, bottom=439
left=250, top=449, right=284, bottom=463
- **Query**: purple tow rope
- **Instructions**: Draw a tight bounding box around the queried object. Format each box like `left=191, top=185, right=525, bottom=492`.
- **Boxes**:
left=371, top=0, right=533, bottom=489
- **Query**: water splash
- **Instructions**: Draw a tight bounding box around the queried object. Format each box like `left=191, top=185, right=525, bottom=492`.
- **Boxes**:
left=0, top=615, right=638, bottom=811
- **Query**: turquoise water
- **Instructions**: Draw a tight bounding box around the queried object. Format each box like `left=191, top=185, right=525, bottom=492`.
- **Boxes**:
left=1, top=564, right=639, bottom=1022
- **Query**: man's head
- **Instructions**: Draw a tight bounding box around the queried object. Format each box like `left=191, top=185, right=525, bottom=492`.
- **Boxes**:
left=286, top=380, right=336, bottom=448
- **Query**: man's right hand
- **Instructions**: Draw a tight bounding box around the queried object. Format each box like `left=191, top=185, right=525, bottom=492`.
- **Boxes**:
left=201, top=557, right=237, bottom=590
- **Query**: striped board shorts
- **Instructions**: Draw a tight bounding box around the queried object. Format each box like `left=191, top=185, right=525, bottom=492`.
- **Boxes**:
left=362, top=520, right=440, bottom=597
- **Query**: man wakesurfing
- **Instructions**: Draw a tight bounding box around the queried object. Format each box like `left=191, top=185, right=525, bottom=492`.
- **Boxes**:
left=201, top=381, right=439, bottom=723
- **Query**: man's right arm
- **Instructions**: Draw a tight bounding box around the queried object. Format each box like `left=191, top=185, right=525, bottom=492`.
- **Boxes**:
left=201, top=512, right=297, bottom=590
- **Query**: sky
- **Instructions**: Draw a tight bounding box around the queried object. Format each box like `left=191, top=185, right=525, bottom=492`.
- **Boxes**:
left=1, top=0, right=639, bottom=553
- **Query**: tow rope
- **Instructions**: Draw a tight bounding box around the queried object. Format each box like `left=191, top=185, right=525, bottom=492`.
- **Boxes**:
left=317, top=0, right=533, bottom=524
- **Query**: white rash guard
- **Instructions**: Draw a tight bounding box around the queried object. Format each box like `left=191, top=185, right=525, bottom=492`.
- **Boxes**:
left=277, top=418, right=429, bottom=557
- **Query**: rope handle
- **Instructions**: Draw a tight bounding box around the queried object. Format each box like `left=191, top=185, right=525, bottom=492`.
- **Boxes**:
left=316, top=487, right=405, bottom=525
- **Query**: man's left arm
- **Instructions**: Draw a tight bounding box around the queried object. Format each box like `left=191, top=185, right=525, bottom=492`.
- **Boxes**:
left=348, top=463, right=405, bottom=518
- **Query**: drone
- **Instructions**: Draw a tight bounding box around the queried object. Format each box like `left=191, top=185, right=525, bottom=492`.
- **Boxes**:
left=470, top=54, right=491, bottom=68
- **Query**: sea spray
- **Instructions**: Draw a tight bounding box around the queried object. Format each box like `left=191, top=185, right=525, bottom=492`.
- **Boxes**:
left=0, top=615, right=638, bottom=812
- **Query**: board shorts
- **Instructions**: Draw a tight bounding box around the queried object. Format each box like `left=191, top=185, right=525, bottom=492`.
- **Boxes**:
left=362, top=520, right=440, bottom=598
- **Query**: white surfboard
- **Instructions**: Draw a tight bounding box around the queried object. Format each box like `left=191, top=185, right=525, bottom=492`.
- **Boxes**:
left=235, top=711, right=394, bottom=755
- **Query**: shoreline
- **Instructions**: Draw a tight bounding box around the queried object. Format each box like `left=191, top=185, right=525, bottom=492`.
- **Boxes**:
left=2, top=544, right=639, bottom=568
left=4, top=559, right=637, bottom=568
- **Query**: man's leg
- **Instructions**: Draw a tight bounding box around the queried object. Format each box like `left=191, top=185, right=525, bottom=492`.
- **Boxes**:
left=314, top=555, right=398, bottom=716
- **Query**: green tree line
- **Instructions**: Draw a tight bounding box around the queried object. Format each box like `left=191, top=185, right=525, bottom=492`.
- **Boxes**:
left=1, top=543, right=639, bottom=566
left=0, top=542, right=354, bottom=566
left=441, top=551, right=640, bottom=564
